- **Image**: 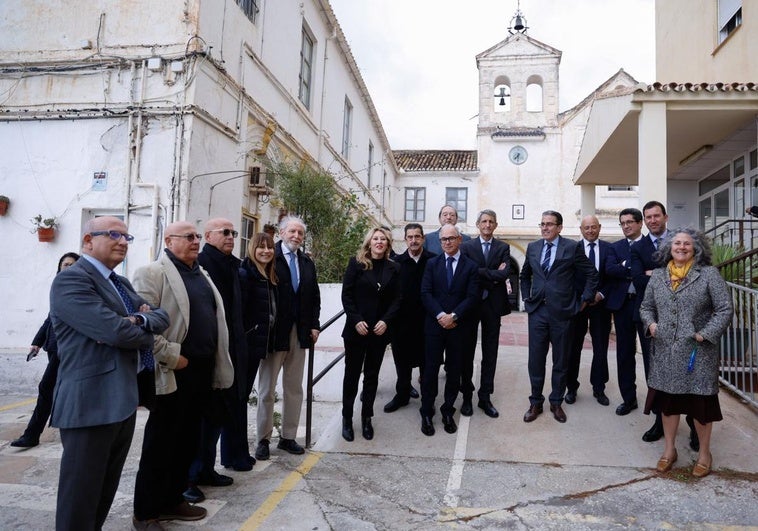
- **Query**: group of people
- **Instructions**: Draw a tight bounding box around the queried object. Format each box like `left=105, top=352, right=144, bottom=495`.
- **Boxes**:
left=13, top=199, right=734, bottom=529
left=14, top=215, right=320, bottom=531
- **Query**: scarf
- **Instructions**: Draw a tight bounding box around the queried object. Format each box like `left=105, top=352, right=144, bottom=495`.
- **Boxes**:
left=668, top=259, right=694, bottom=291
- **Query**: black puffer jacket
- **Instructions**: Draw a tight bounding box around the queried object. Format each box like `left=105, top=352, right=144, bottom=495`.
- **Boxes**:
left=240, top=258, right=277, bottom=360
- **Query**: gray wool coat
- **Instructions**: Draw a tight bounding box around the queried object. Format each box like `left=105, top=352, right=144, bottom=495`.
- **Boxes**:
left=639, top=264, right=733, bottom=396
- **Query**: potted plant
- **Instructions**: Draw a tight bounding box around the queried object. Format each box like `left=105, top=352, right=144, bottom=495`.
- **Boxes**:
left=0, top=195, right=8, bottom=216
left=31, top=214, right=58, bottom=242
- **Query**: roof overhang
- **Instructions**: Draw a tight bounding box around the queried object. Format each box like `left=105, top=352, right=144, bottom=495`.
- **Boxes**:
left=574, top=84, right=758, bottom=185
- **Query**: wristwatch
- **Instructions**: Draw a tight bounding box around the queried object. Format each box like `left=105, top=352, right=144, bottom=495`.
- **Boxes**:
left=451, top=313, right=458, bottom=322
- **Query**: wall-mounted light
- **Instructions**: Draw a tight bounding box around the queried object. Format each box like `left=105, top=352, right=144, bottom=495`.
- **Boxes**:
left=679, top=144, right=713, bottom=166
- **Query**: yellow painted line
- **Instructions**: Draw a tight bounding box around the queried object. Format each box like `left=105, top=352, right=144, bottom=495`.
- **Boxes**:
left=0, top=398, right=36, bottom=412
left=240, top=451, right=323, bottom=531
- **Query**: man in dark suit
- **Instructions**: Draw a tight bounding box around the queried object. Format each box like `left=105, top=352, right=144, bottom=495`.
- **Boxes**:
left=385, top=223, right=436, bottom=413
left=255, top=216, right=321, bottom=460
left=566, top=215, right=612, bottom=406
left=605, top=207, right=646, bottom=416
left=419, top=224, right=479, bottom=436
left=424, top=204, right=471, bottom=255
left=50, top=216, right=169, bottom=531
left=520, top=210, right=598, bottom=424
left=459, top=209, right=511, bottom=418
left=630, top=201, right=698, bottom=449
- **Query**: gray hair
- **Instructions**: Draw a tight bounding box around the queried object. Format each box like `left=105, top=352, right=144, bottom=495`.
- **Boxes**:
left=655, top=226, right=712, bottom=267
left=279, top=215, right=307, bottom=233
left=439, top=223, right=461, bottom=236
left=477, top=209, right=497, bottom=223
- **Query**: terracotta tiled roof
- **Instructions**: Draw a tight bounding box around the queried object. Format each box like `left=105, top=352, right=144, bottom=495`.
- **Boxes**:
left=639, top=82, right=758, bottom=93
left=393, top=150, right=478, bottom=172
left=491, top=127, right=545, bottom=139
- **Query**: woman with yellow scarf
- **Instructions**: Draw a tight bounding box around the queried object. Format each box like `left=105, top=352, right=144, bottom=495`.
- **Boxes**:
left=639, top=227, right=732, bottom=478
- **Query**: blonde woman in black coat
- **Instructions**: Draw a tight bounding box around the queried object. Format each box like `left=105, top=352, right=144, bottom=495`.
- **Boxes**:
left=341, top=227, right=402, bottom=441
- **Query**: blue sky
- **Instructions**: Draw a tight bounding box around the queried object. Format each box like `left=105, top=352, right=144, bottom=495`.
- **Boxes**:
left=330, top=0, right=655, bottom=149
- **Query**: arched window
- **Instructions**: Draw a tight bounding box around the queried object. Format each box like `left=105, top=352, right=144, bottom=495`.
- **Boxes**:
left=526, top=75, right=543, bottom=112
left=494, top=77, right=511, bottom=112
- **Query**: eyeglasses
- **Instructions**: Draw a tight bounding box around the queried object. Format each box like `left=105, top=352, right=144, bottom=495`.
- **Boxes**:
left=619, top=221, right=639, bottom=227
left=538, top=222, right=558, bottom=228
left=90, top=230, right=135, bottom=243
left=208, top=228, right=239, bottom=238
left=168, top=233, right=202, bottom=242
left=440, top=236, right=459, bottom=243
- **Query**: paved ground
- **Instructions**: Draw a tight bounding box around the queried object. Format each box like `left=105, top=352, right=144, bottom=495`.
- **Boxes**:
left=1, top=312, right=757, bottom=530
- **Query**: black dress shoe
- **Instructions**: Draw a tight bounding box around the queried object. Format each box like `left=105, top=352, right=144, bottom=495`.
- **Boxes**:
left=361, top=417, right=374, bottom=440
left=182, top=485, right=205, bottom=503
left=615, top=400, right=639, bottom=416
left=197, top=470, right=233, bottom=487
left=409, top=386, right=420, bottom=399
left=441, top=414, right=457, bottom=434
left=255, top=439, right=270, bottom=460
left=342, top=417, right=354, bottom=442
left=642, top=421, right=664, bottom=442
left=421, top=416, right=435, bottom=436
left=550, top=404, right=567, bottom=423
left=523, top=404, right=543, bottom=422
left=383, top=396, right=409, bottom=413
left=593, top=391, right=610, bottom=406
left=277, top=438, right=305, bottom=454
left=564, top=391, right=577, bottom=404
left=10, top=434, right=39, bottom=448
left=478, top=400, right=499, bottom=418
left=460, top=399, right=473, bottom=417
left=224, top=455, right=255, bottom=471
left=685, top=415, right=700, bottom=452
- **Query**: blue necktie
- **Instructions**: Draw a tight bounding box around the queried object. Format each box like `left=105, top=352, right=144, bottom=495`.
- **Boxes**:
left=542, top=242, right=552, bottom=275
left=588, top=242, right=596, bottom=269
left=289, top=252, right=299, bottom=292
left=109, top=272, right=154, bottom=371
left=446, top=256, right=454, bottom=288
left=482, top=241, right=490, bottom=260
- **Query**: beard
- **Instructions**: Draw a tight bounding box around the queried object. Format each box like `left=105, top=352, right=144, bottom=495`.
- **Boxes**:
left=283, top=240, right=300, bottom=253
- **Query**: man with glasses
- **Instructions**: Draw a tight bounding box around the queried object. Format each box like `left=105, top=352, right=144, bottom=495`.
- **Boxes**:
left=255, top=216, right=320, bottom=460
left=520, top=211, right=597, bottom=424
left=385, top=223, right=436, bottom=413
left=50, top=216, right=169, bottom=531
left=184, top=219, right=247, bottom=504
left=419, top=224, right=479, bottom=436
left=605, top=208, right=646, bottom=417
left=132, top=221, right=234, bottom=530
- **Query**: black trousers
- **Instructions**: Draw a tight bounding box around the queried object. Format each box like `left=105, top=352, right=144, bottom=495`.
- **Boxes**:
left=462, top=304, right=502, bottom=401
left=56, top=413, right=136, bottom=531
left=527, top=304, right=571, bottom=406
left=342, top=338, right=387, bottom=419
left=420, top=326, right=466, bottom=418
left=613, top=297, right=649, bottom=403
left=389, top=331, right=425, bottom=401
left=134, top=385, right=206, bottom=520
left=23, top=350, right=59, bottom=440
left=567, top=304, right=611, bottom=394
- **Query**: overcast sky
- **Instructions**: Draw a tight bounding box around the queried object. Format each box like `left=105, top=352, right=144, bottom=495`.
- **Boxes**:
left=329, top=0, right=656, bottom=150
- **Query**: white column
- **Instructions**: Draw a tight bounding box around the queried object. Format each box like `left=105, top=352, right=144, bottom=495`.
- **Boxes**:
left=580, top=184, right=596, bottom=217
left=638, top=101, right=668, bottom=208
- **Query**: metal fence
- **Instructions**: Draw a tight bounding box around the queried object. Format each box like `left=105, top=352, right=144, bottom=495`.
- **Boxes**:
left=719, top=282, right=757, bottom=409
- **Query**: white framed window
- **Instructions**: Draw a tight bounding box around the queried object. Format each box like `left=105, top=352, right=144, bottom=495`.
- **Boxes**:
left=445, top=188, right=468, bottom=222
left=404, top=187, right=425, bottom=221
left=342, top=97, right=353, bottom=159
left=298, top=27, right=315, bottom=109
left=718, top=0, right=742, bottom=43
left=237, top=0, right=260, bottom=24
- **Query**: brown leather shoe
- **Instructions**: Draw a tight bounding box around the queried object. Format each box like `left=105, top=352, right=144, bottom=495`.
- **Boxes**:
left=132, top=516, right=166, bottom=530
left=550, top=404, right=567, bottom=423
left=158, top=501, right=207, bottom=521
left=523, top=404, right=543, bottom=422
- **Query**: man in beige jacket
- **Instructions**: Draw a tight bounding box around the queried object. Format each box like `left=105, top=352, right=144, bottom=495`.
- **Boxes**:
left=131, top=220, right=234, bottom=531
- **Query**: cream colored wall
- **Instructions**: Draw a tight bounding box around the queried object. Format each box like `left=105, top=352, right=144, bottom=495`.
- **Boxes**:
left=656, top=0, right=757, bottom=81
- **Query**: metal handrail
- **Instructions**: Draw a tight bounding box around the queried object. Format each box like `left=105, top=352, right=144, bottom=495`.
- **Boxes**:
left=305, top=309, right=345, bottom=447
